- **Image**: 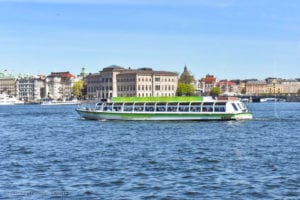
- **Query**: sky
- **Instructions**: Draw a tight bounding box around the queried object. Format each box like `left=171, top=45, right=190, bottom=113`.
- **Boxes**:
left=0, top=0, right=300, bottom=79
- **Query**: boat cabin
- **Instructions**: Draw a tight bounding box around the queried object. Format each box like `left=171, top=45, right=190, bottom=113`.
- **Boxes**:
left=94, top=100, right=248, bottom=113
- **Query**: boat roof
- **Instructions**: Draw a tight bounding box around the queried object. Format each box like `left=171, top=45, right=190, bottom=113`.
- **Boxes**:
left=112, top=96, right=204, bottom=103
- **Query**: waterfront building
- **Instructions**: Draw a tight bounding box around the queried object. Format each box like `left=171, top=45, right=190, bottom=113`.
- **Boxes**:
left=33, top=75, right=47, bottom=101
left=230, top=80, right=247, bottom=94
left=98, top=65, right=125, bottom=99
left=46, top=72, right=75, bottom=100
left=84, top=66, right=178, bottom=100
left=245, top=80, right=268, bottom=95
left=77, top=67, right=88, bottom=80
left=197, top=74, right=218, bottom=95
left=216, top=80, right=238, bottom=96
left=117, top=68, right=178, bottom=97
left=18, top=76, right=34, bottom=102
left=267, top=78, right=283, bottom=94
left=0, top=70, right=19, bottom=98
left=85, top=72, right=101, bottom=99
left=281, top=79, right=300, bottom=95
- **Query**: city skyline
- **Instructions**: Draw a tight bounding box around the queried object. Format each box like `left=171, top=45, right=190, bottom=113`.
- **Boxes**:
left=1, top=0, right=300, bottom=79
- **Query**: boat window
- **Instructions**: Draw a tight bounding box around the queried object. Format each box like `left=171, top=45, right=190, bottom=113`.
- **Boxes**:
left=231, top=103, right=239, bottom=111
left=214, top=102, right=226, bottom=112
left=238, top=102, right=247, bottom=112
left=190, top=103, right=201, bottom=112
left=124, top=103, right=134, bottom=112
left=145, top=103, right=155, bottom=112
left=96, top=102, right=103, bottom=110
left=134, top=103, right=144, bottom=112
left=178, top=102, right=190, bottom=112
left=113, top=103, right=123, bottom=112
left=103, top=103, right=113, bottom=111
left=156, top=102, right=166, bottom=112
left=202, top=102, right=214, bottom=112
left=167, top=103, right=178, bottom=112
left=236, top=103, right=243, bottom=110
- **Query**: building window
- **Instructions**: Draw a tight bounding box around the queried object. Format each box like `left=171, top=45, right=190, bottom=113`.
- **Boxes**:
left=155, top=77, right=160, bottom=82
left=155, top=85, right=160, bottom=90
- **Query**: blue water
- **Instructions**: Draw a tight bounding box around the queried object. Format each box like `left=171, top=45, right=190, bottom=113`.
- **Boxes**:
left=0, top=103, right=299, bottom=199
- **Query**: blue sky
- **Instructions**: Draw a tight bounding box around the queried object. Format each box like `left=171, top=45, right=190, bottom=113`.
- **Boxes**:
left=0, top=0, right=299, bottom=79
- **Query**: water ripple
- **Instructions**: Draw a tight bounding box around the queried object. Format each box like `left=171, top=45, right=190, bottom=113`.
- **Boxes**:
left=0, top=103, right=300, bottom=199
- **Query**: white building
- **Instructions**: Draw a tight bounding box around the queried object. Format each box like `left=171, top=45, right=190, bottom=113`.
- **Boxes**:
left=46, top=72, right=75, bottom=100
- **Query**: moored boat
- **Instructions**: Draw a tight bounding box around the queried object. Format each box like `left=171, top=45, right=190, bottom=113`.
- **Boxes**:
left=0, top=93, right=24, bottom=105
left=76, top=96, right=253, bottom=121
left=40, top=99, right=80, bottom=105
left=260, top=97, right=277, bottom=102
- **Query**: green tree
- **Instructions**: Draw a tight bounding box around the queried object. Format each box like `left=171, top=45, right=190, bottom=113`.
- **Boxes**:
left=210, top=87, right=221, bottom=97
left=72, top=80, right=85, bottom=99
left=179, top=65, right=195, bottom=84
left=176, top=83, right=195, bottom=96
left=176, top=83, right=185, bottom=96
left=177, top=65, right=196, bottom=96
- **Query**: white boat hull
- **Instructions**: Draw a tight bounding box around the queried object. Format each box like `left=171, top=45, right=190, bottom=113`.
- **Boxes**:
left=76, top=109, right=253, bottom=121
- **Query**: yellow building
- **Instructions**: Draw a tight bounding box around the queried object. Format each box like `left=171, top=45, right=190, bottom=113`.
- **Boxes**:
left=117, top=68, right=178, bottom=97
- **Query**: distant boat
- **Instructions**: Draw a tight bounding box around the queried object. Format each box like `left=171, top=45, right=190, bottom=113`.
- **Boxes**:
left=76, top=96, right=253, bottom=121
left=240, top=98, right=250, bottom=103
left=260, top=98, right=277, bottom=102
left=0, top=93, right=24, bottom=105
left=40, top=99, right=80, bottom=105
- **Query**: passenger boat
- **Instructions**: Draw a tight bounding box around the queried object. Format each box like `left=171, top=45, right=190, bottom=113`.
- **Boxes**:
left=76, top=96, right=253, bottom=121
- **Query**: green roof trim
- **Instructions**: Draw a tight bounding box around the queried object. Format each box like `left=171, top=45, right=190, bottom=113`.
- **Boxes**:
left=112, top=96, right=203, bottom=103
